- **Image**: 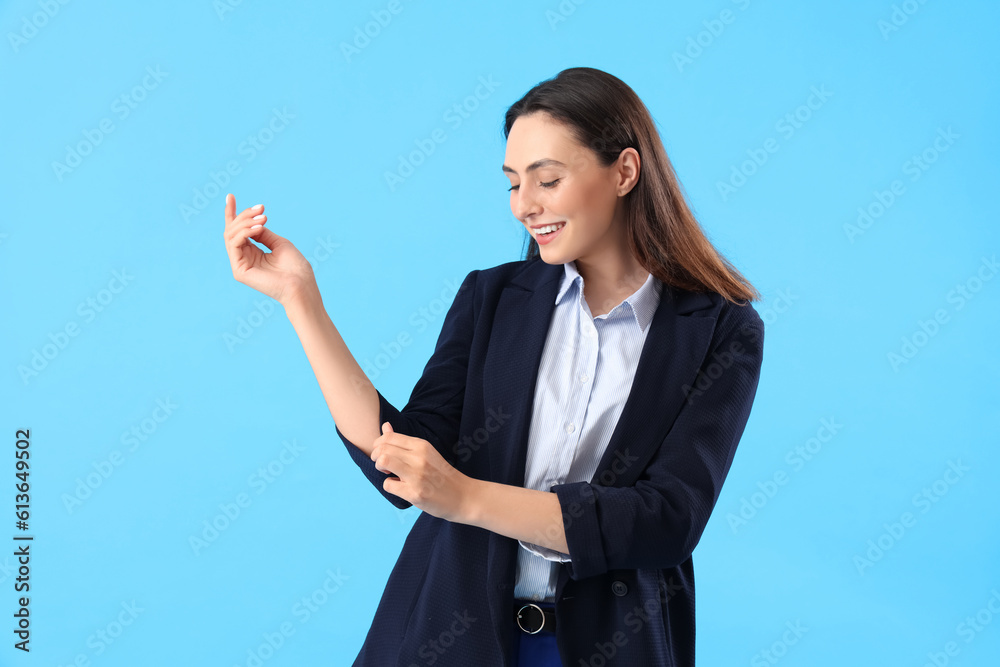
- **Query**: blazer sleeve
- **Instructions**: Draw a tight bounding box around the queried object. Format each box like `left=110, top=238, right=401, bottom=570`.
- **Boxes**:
left=550, top=300, right=765, bottom=580
left=335, top=269, right=479, bottom=510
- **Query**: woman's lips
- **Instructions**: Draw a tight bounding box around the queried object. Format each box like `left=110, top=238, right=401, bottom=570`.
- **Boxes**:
left=533, top=221, right=566, bottom=245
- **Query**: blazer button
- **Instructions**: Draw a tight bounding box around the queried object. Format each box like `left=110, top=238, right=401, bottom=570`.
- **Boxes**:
left=611, top=580, right=628, bottom=596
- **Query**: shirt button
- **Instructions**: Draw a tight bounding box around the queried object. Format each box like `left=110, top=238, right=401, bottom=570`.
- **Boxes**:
left=565, top=423, right=575, bottom=434
left=579, top=373, right=588, bottom=383
left=532, top=593, right=541, bottom=600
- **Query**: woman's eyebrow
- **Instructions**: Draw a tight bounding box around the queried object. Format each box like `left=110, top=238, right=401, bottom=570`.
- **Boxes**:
left=501, top=158, right=566, bottom=175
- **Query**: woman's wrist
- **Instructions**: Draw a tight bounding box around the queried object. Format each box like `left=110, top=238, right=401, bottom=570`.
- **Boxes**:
left=456, top=475, right=485, bottom=526
left=281, top=280, right=322, bottom=322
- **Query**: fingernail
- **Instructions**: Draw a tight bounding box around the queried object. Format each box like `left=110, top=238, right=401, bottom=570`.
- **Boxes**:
left=250, top=224, right=262, bottom=229
left=253, top=204, right=263, bottom=211
left=252, top=214, right=265, bottom=220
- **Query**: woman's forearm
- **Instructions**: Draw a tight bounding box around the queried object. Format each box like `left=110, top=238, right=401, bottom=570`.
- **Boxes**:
left=282, top=284, right=382, bottom=458
left=462, top=478, right=570, bottom=555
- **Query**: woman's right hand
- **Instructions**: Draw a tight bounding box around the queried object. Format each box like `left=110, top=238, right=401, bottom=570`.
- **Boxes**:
left=223, top=193, right=317, bottom=306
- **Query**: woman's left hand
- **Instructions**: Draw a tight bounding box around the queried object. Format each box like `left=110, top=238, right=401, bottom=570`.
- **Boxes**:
left=370, top=422, right=474, bottom=522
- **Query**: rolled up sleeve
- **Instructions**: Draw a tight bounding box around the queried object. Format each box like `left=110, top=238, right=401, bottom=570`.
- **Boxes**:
left=550, top=304, right=765, bottom=580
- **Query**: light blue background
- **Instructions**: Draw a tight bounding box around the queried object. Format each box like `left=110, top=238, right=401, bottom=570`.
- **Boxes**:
left=1, top=0, right=997, bottom=665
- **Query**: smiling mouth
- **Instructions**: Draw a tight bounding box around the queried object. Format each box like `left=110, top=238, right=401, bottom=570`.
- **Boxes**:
left=533, top=221, right=566, bottom=236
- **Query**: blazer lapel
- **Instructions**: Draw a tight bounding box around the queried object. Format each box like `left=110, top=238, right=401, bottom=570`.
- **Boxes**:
left=588, top=282, right=718, bottom=487
left=482, top=258, right=564, bottom=490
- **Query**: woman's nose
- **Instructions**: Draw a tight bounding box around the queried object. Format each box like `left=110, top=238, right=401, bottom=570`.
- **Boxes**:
left=513, top=191, right=541, bottom=222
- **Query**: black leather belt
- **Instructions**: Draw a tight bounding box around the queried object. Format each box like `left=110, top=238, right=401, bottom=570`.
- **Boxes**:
left=514, top=601, right=556, bottom=634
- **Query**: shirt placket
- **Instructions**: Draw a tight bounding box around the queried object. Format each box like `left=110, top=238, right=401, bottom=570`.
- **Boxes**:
left=542, top=297, right=599, bottom=490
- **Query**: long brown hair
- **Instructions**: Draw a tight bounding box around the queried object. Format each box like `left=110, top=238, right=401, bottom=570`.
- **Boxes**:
left=503, top=67, right=761, bottom=305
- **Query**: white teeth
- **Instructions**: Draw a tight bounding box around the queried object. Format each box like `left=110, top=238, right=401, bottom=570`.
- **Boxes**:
left=535, top=222, right=565, bottom=235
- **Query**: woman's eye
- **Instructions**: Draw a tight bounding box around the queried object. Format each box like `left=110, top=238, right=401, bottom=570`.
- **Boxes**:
left=507, top=179, right=560, bottom=192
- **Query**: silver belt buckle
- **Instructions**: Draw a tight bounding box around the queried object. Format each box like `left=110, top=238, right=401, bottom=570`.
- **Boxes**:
left=516, top=602, right=545, bottom=634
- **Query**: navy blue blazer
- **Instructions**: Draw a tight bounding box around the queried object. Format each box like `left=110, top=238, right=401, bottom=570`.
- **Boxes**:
left=336, top=255, right=765, bottom=666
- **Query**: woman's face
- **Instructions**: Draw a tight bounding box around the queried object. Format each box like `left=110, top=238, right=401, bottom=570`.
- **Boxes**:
left=502, top=112, right=635, bottom=267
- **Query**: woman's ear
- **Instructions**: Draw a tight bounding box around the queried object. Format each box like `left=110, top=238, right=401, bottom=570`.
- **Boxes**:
left=616, top=147, right=641, bottom=196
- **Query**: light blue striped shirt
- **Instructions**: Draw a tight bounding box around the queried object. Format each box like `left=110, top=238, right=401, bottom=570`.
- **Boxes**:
left=513, top=259, right=662, bottom=602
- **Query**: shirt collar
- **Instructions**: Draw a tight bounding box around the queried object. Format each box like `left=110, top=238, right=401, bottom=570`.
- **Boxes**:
left=555, top=260, right=662, bottom=332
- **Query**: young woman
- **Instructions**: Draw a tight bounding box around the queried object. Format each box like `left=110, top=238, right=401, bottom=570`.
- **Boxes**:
left=223, top=67, right=765, bottom=667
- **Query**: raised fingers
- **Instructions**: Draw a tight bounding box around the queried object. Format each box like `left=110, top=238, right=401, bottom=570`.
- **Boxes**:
left=236, top=203, right=264, bottom=226
left=225, top=201, right=267, bottom=242
left=248, top=211, right=267, bottom=230
left=225, top=197, right=264, bottom=225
